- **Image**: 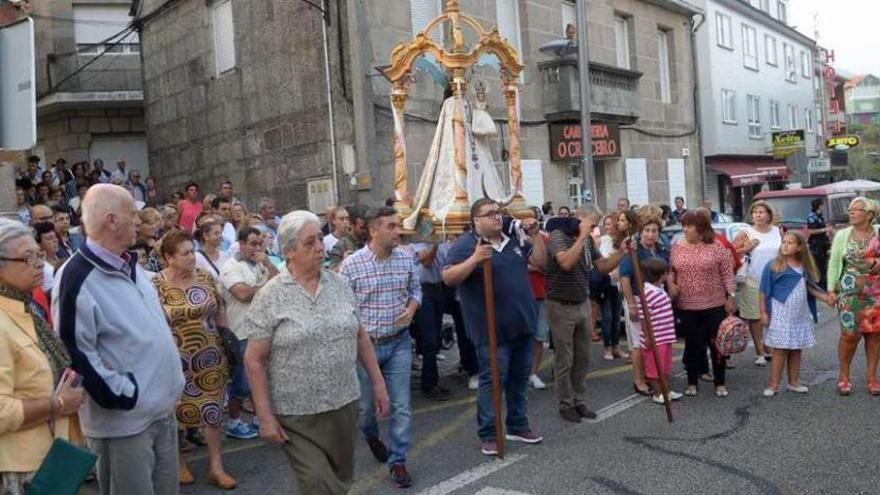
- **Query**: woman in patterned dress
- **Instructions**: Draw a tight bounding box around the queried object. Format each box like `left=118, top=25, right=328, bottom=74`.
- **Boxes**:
left=827, top=197, right=880, bottom=396
left=153, top=229, right=235, bottom=489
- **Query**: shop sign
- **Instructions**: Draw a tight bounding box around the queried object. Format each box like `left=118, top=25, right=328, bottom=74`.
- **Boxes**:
left=549, top=122, right=621, bottom=162
left=826, top=135, right=860, bottom=151
left=771, top=130, right=805, bottom=159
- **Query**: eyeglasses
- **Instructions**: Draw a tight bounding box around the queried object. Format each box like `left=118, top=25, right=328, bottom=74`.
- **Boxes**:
left=0, top=251, right=46, bottom=267
left=848, top=207, right=868, bottom=213
left=475, top=210, right=502, bottom=219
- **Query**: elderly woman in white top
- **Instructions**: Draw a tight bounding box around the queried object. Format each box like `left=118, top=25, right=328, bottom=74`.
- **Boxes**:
left=243, top=211, right=389, bottom=495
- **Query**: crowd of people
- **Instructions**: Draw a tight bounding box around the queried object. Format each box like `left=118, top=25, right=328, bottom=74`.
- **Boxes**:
left=2, top=164, right=879, bottom=493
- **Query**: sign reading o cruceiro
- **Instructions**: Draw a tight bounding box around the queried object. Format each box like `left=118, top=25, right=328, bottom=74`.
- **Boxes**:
left=549, top=122, right=621, bottom=162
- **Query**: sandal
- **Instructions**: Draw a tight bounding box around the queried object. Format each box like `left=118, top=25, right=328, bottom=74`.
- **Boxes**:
left=714, top=386, right=729, bottom=398
left=685, top=386, right=698, bottom=397
left=868, top=379, right=880, bottom=396
left=612, top=348, right=630, bottom=360
left=837, top=378, right=853, bottom=396
left=633, top=383, right=653, bottom=396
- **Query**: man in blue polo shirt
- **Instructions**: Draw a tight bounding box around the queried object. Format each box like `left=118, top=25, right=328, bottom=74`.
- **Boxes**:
left=443, top=198, right=547, bottom=456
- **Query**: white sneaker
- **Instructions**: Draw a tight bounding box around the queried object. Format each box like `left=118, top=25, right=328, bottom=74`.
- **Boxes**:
left=668, top=390, right=683, bottom=401
left=763, top=387, right=777, bottom=397
left=528, top=374, right=547, bottom=390
left=652, top=391, right=683, bottom=404
left=788, top=384, right=809, bottom=393
left=468, top=375, right=479, bottom=390
left=652, top=394, right=665, bottom=404
left=754, top=356, right=768, bottom=367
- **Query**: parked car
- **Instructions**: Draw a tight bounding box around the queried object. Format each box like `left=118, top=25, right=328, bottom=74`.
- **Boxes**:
left=754, top=188, right=854, bottom=232
left=662, top=222, right=750, bottom=246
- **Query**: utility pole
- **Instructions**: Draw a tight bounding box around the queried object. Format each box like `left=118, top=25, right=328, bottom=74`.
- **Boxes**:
left=576, top=0, right=595, bottom=207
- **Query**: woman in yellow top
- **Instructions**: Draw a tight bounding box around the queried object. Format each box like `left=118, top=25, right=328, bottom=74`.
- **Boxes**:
left=0, top=219, right=85, bottom=494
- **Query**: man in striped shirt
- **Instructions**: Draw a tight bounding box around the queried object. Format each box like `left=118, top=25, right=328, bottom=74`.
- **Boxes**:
left=339, top=206, right=421, bottom=489
left=545, top=207, right=626, bottom=423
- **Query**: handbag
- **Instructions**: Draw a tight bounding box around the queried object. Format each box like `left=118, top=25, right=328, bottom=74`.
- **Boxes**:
left=216, top=325, right=241, bottom=369
left=26, top=438, right=97, bottom=495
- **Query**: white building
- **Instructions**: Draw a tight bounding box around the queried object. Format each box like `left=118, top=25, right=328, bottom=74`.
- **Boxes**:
left=693, top=0, right=819, bottom=218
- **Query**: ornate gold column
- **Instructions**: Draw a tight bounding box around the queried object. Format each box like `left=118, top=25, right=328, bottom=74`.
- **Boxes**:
left=391, top=83, right=411, bottom=217
left=501, top=72, right=530, bottom=217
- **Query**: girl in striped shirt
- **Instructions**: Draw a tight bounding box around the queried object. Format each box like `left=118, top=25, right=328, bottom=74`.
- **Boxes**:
left=638, top=258, right=683, bottom=404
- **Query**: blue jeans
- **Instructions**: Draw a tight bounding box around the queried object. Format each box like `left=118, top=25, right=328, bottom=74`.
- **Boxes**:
left=445, top=289, right=478, bottom=376
left=357, top=332, right=412, bottom=466
left=417, top=283, right=444, bottom=391
left=601, top=286, right=621, bottom=348
left=476, top=334, right=533, bottom=440
left=229, top=339, right=250, bottom=399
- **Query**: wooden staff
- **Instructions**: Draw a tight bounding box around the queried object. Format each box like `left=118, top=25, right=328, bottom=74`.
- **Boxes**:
left=626, top=243, right=674, bottom=423
left=482, top=255, right=505, bottom=458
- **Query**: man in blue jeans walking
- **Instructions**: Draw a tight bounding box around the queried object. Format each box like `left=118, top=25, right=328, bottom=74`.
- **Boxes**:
left=443, top=199, right=547, bottom=456
left=340, top=207, right=421, bottom=489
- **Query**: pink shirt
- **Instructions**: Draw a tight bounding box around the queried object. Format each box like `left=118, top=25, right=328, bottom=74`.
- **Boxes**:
left=178, top=200, right=203, bottom=233
left=637, top=283, right=676, bottom=347
left=670, top=240, right=735, bottom=311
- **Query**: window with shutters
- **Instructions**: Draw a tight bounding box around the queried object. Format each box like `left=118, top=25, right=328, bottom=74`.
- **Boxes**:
left=742, top=24, right=758, bottom=70
left=212, top=0, right=236, bottom=75
left=805, top=108, right=813, bottom=133
left=722, top=89, right=736, bottom=124
left=783, top=43, right=796, bottom=82
left=787, top=104, right=798, bottom=130
left=410, top=0, right=442, bottom=39
left=747, top=95, right=761, bottom=138
left=614, top=15, right=631, bottom=69
left=776, top=1, right=787, bottom=24
left=800, top=50, right=811, bottom=78
left=496, top=0, right=522, bottom=59
left=561, top=1, right=575, bottom=37
left=765, top=35, right=777, bottom=66
left=715, top=12, right=732, bottom=50
left=72, top=5, right=139, bottom=55
left=769, top=100, right=781, bottom=129
left=657, top=30, right=672, bottom=103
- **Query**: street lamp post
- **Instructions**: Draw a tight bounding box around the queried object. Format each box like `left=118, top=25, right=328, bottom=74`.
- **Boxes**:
left=576, top=0, right=596, bottom=207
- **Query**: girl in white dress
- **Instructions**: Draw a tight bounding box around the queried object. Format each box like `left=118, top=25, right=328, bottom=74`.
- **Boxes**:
left=759, top=232, right=831, bottom=396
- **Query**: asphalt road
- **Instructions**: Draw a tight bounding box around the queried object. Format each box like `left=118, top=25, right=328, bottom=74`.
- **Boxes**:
left=82, top=306, right=880, bottom=494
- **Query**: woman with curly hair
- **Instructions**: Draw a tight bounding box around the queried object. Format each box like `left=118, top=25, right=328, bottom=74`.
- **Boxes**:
left=152, top=229, right=235, bottom=489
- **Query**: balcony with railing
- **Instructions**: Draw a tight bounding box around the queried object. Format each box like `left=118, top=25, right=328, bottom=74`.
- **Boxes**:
left=537, top=58, right=642, bottom=122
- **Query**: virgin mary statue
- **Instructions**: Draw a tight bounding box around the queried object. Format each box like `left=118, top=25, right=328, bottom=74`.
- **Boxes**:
left=402, top=82, right=511, bottom=231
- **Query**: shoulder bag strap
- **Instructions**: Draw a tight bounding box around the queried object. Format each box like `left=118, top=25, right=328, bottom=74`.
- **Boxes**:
left=198, top=250, right=220, bottom=276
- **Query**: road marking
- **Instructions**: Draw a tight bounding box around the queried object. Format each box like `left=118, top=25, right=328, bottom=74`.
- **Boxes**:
left=415, top=454, right=527, bottom=495
left=585, top=370, right=686, bottom=424
left=187, top=353, right=667, bottom=462
left=350, top=406, right=478, bottom=494
left=474, top=487, right=533, bottom=495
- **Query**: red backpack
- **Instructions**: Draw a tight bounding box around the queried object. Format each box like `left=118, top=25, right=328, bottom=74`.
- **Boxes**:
left=715, top=315, right=750, bottom=355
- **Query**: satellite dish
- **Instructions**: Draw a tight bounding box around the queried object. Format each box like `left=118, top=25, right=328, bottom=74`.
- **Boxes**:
left=539, top=39, right=578, bottom=57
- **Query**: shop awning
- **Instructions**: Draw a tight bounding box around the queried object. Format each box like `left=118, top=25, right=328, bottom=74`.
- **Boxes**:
left=708, top=160, right=791, bottom=187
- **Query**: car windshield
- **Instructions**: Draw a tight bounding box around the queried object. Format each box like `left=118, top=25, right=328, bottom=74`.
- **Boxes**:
left=759, top=197, right=817, bottom=225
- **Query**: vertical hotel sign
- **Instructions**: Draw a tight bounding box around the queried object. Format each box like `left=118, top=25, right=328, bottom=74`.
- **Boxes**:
left=823, top=49, right=844, bottom=136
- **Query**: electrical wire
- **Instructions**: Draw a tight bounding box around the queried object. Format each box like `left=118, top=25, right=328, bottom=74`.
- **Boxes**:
left=40, top=25, right=137, bottom=97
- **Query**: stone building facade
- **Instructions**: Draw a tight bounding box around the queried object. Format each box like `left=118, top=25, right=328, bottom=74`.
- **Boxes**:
left=135, top=0, right=702, bottom=213
left=34, top=0, right=148, bottom=175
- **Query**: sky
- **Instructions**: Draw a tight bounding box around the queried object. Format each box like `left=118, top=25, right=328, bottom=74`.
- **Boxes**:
left=790, top=0, right=880, bottom=77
